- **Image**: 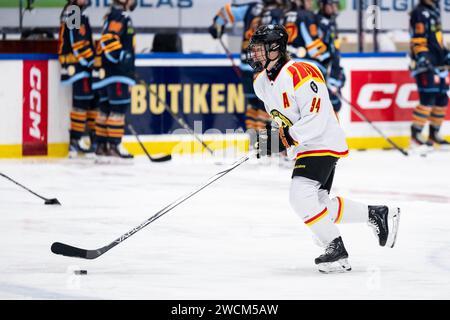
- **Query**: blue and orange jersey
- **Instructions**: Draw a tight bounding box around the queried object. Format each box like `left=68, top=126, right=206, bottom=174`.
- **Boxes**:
left=315, top=12, right=340, bottom=69
left=283, top=7, right=329, bottom=64
left=409, top=3, right=447, bottom=67
left=98, top=5, right=136, bottom=87
left=213, top=2, right=284, bottom=61
left=91, top=40, right=105, bottom=89
left=58, top=5, right=95, bottom=85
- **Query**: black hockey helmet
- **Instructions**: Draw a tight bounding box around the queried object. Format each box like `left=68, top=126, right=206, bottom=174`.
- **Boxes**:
left=246, top=24, right=289, bottom=72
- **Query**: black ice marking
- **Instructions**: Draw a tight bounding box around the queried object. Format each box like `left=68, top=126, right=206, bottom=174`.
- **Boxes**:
left=310, top=81, right=318, bottom=93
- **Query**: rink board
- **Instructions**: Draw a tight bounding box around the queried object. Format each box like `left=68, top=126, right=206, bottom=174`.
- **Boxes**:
left=0, top=53, right=449, bottom=158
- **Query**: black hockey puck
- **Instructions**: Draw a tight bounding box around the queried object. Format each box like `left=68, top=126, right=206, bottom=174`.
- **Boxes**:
left=74, top=270, right=87, bottom=275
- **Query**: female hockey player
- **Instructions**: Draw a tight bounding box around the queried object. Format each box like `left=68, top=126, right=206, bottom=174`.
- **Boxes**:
left=58, top=0, right=96, bottom=157
left=247, top=24, right=400, bottom=273
left=409, top=0, right=450, bottom=147
left=95, top=0, right=137, bottom=159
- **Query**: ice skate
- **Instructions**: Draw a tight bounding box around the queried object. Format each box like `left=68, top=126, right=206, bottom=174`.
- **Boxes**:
left=106, top=143, right=134, bottom=164
left=428, top=127, right=450, bottom=151
left=315, top=237, right=352, bottom=273
left=68, top=138, right=93, bottom=159
left=94, top=142, right=111, bottom=164
left=368, top=205, right=400, bottom=248
left=409, top=127, right=433, bottom=156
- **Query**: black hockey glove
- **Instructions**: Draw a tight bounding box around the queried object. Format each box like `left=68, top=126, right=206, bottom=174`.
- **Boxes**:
left=208, top=18, right=225, bottom=39
left=278, top=126, right=296, bottom=150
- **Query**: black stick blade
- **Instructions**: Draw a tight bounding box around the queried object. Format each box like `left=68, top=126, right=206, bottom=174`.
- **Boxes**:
left=151, top=154, right=172, bottom=162
left=45, top=198, right=61, bottom=205
left=51, top=242, right=88, bottom=259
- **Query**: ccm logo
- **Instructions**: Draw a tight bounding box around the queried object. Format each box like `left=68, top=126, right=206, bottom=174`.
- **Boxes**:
left=356, top=83, right=418, bottom=109
left=29, top=66, right=42, bottom=139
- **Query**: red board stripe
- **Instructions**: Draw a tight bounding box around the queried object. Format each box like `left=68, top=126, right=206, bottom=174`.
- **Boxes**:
left=22, top=60, right=48, bottom=156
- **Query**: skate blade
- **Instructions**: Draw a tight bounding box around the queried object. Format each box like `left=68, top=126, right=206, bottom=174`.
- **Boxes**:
left=318, top=259, right=352, bottom=274
left=386, top=207, right=400, bottom=248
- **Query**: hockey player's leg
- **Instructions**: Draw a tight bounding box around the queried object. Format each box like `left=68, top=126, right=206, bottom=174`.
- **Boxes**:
left=289, top=176, right=351, bottom=273
left=319, top=190, right=368, bottom=224
left=95, top=89, right=110, bottom=158
left=105, top=83, right=133, bottom=159
left=69, top=77, right=95, bottom=158
left=428, top=79, right=449, bottom=147
left=368, top=205, right=400, bottom=248
left=411, top=72, right=435, bottom=152
left=319, top=189, right=400, bottom=248
left=86, top=92, right=99, bottom=152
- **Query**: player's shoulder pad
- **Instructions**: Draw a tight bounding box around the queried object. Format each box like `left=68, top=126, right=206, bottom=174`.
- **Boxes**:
left=286, top=61, right=326, bottom=91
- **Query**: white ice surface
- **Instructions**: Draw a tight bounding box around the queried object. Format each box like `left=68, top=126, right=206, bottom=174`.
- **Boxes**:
left=0, top=150, right=449, bottom=300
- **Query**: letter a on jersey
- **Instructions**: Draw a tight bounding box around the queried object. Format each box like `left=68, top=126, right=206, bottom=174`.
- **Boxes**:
left=282, top=92, right=290, bottom=108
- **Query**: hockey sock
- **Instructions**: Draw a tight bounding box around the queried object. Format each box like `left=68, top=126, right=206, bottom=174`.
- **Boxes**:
left=318, top=189, right=368, bottom=224
left=412, top=105, right=432, bottom=130
left=95, top=112, right=108, bottom=143
left=70, top=108, right=87, bottom=140
left=429, top=106, right=447, bottom=130
left=106, top=113, right=125, bottom=145
left=87, top=109, right=99, bottom=132
left=290, top=176, right=341, bottom=245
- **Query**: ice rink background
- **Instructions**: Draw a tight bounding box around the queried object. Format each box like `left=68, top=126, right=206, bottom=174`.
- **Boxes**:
left=0, top=150, right=449, bottom=299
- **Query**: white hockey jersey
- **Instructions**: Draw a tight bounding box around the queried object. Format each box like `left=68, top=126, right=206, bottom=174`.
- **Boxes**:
left=253, top=60, right=349, bottom=159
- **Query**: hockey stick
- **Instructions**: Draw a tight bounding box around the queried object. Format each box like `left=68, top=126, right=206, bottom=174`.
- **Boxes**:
left=0, top=172, right=61, bottom=205
left=335, top=91, right=409, bottom=156
left=136, top=77, right=215, bottom=156
left=50, top=153, right=252, bottom=259
left=219, top=38, right=242, bottom=79
left=127, top=124, right=172, bottom=162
